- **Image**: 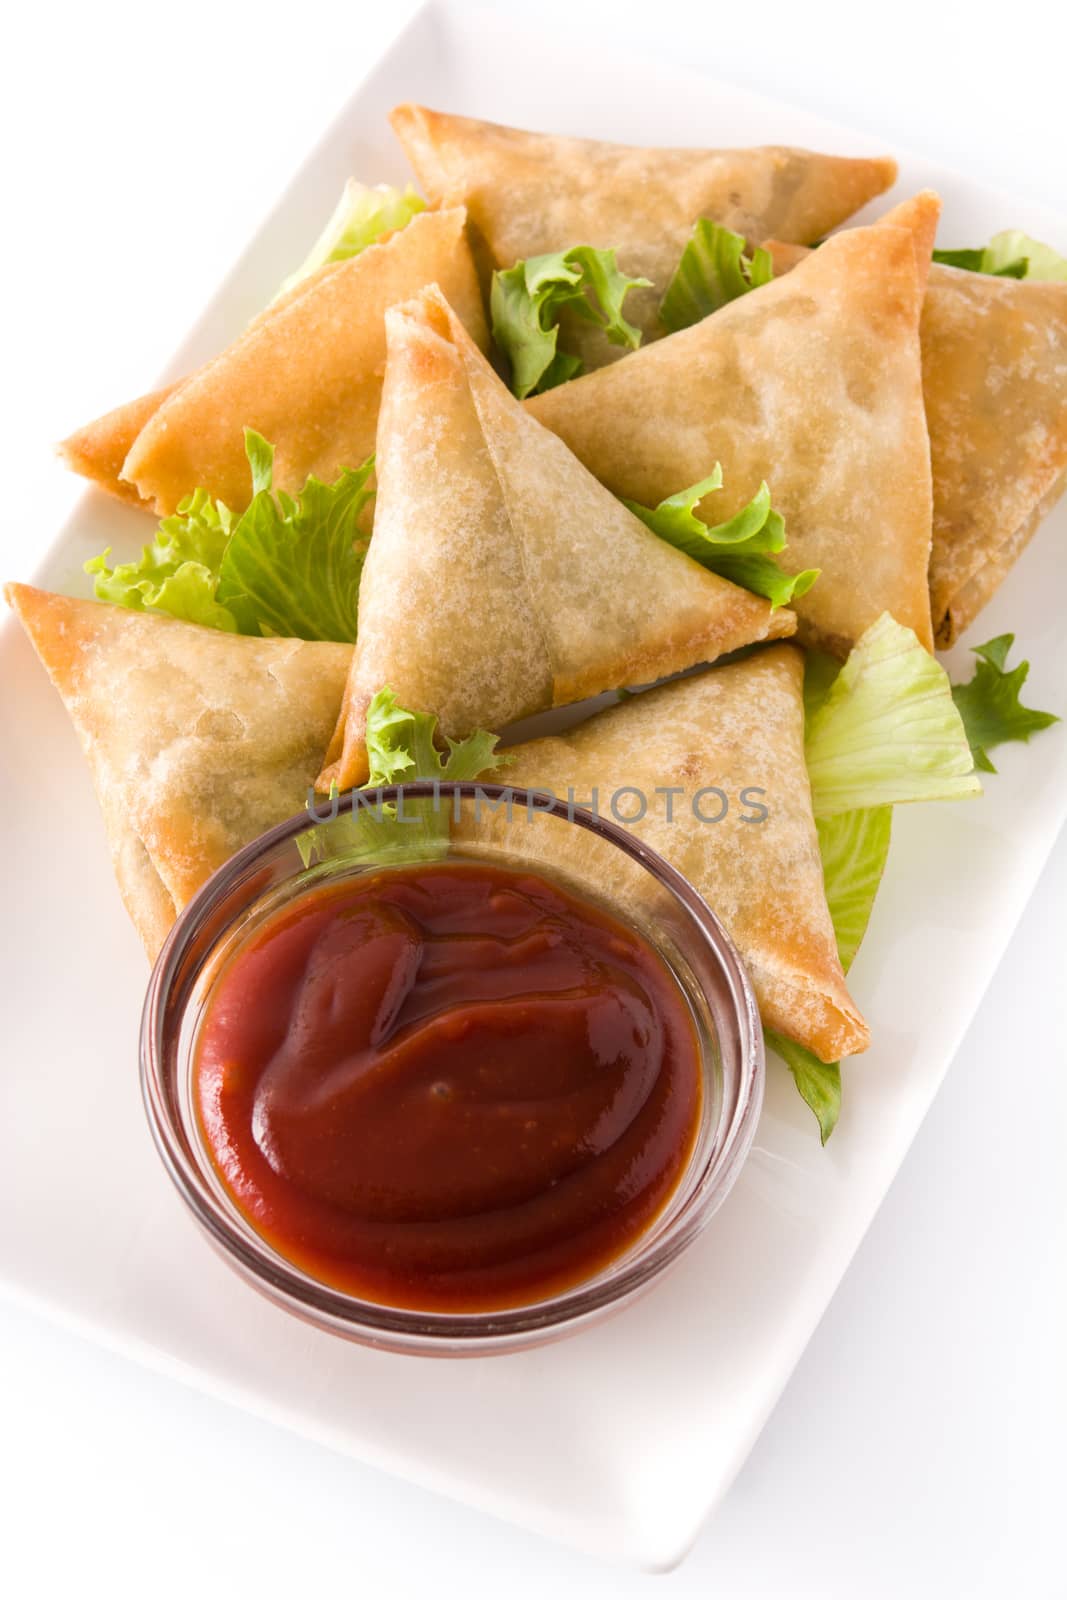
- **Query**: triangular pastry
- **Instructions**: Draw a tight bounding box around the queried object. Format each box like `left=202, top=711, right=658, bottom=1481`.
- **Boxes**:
left=499, top=644, right=869, bottom=1063
left=61, top=208, right=488, bottom=515
left=765, top=196, right=1067, bottom=644
left=6, top=583, right=352, bottom=958
left=391, top=103, right=896, bottom=358
left=58, top=385, right=180, bottom=509
left=923, top=266, right=1067, bottom=645
left=528, top=199, right=939, bottom=655
left=319, top=285, right=795, bottom=791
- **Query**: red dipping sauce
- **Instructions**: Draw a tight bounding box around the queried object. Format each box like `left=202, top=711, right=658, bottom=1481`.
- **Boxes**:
left=194, top=862, right=703, bottom=1313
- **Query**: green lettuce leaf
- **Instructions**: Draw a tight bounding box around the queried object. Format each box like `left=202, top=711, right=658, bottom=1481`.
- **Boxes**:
left=660, top=219, right=774, bottom=333
left=86, top=431, right=374, bottom=642
left=772, top=613, right=986, bottom=1142
left=84, top=490, right=240, bottom=631
left=624, top=467, right=818, bottom=608
left=802, top=647, right=841, bottom=720
left=298, top=688, right=507, bottom=867
left=781, top=619, right=1048, bottom=1140
left=277, top=180, right=425, bottom=298
left=951, top=634, right=1060, bottom=773
left=931, top=246, right=1027, bottom=277
left=817, top=806, right=894, bottom=970
left=364, top=688, right=505, bottom=792
left=932, top=230, right=1067, bottom=282
left=490, top=246, right=651, bottom=398
left=764, top=1033, right=841, bottom=1146
left=805, top=613, right=982, bottom=816
left=215, top=434, right=373, bottom=641
left=985, top=230, right=1067, bottom=280
left=764, top=805, right=892, bottom=1144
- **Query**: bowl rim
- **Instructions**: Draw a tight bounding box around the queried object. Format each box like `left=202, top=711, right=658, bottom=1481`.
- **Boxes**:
left=140, top=781, right=765, bottom=1354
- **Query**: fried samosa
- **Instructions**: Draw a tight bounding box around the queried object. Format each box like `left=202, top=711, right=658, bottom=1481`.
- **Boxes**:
left=390, top=104, right=896, bottom=358
left=57, top=385, right=180, bottom=509
left=55, top=257, right=352, bottom=507
left=319, top=285, right=795, bottom=793
left=56, top=254, right=365, bottom=507
left=497, top=644, right=869, bottom=1064
left=6, top=583, right=352, bottom=958
left=761, top=189, right=939, bottom=282
left=528, top=198, right=939, bottom=656
left=62, top=208, right=488, bottom=515
left=923, top=267, right=1067, bottom=645
left=764, top=201, right=1067, bottom=646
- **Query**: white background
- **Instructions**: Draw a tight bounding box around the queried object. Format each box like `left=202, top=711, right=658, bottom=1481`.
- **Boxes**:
left=1, top=2, right=1064, bottom=1594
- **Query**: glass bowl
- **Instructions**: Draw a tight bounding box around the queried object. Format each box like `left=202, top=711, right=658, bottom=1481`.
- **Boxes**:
left=141, top=782, right=764, bottom=1356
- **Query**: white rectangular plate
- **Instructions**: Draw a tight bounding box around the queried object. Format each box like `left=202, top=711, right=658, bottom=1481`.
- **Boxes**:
left=1, top=0, right=1064, bottom=1571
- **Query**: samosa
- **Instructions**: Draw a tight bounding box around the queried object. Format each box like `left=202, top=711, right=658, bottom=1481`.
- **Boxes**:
left=58, top=386, right=181, bottom=510
left=764, top=202, right=1067, bottom=646
left=60, top=207, right=488, bottom=515
left=54, top=258, right=341, bottom=507
left=499, top=644, right=869, bottom=1064
left=6, top=584, right=352, bottom=958
left=391, top=104, right=896, bottom=357
left=528, top=197, right=939, bottom=656
left=923, top=267, right=1067, bottom=644
left=319, top=285, right=795, bottom=793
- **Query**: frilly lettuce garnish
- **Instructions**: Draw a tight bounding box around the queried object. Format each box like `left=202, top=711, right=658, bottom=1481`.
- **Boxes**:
left=277, top=180, right=425, bottom=298
left=771, top=614, right=981, bottom=1141
left=659, top=220, right=773, bottom=333
left=951, top=634, right=1060, bottom=773
left=364, top=688, right=505, bottom=792
left=298, top=688, right=507, bottom=867
left=624, top=465, right=818, bottom=608
left=215, top=435, right=373, bottom=642
left=804, top=612, right=982, bottom=816
left=86, top=431, right=373, bottom=643
left=491, top=246, right=651, bottom=398
left=84, top=489, right=240, bottom=632
left=932, top=230, right=1067, bottom=282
